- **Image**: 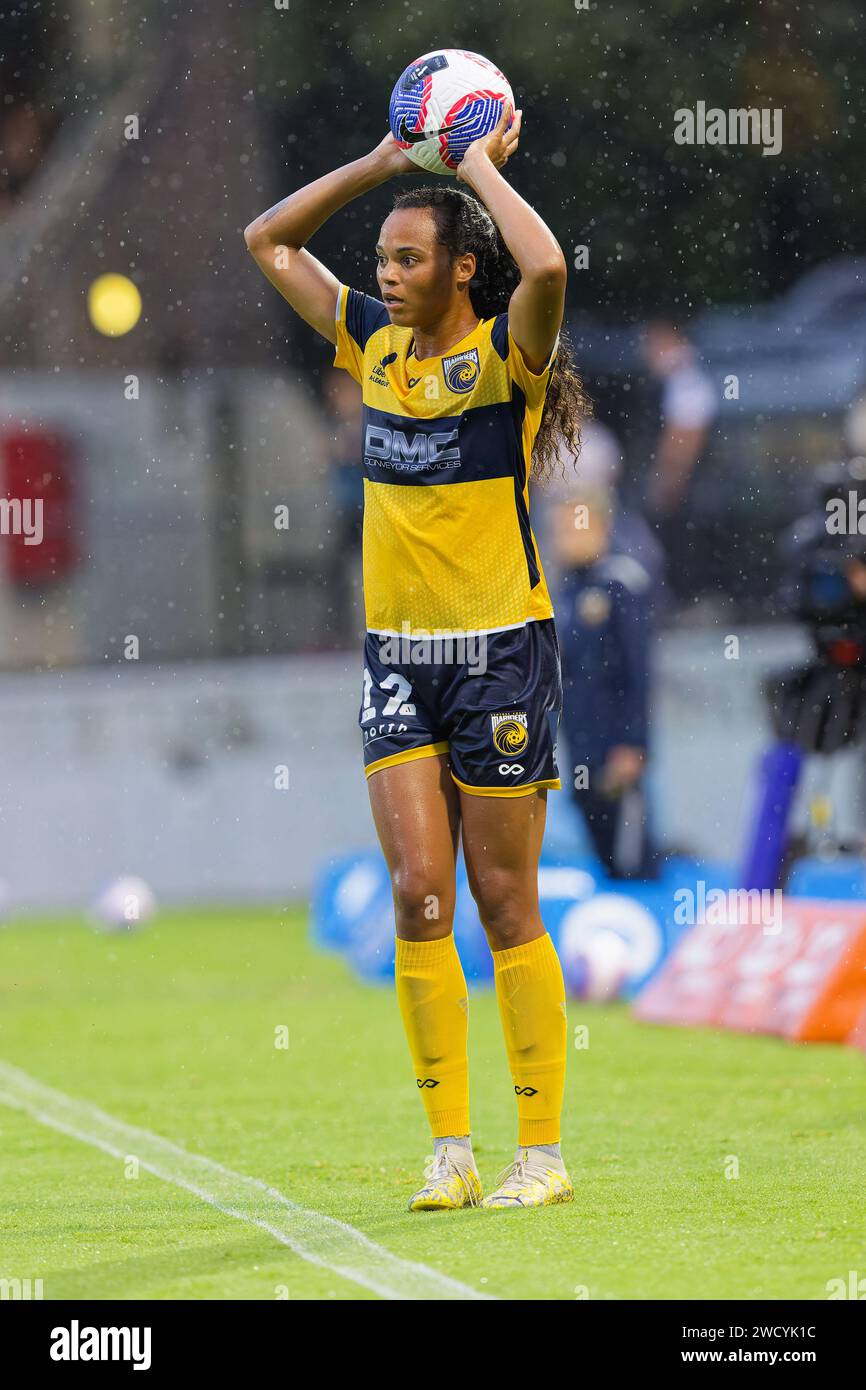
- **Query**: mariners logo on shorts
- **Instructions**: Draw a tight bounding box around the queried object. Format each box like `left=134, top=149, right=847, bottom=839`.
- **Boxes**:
left=442, top=346, right=480, bottom=393
left=490, top=710, right=529, bottom=758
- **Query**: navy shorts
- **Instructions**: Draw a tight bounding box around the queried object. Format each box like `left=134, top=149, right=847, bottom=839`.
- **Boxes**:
left=359, top=619, right=563, bottom=797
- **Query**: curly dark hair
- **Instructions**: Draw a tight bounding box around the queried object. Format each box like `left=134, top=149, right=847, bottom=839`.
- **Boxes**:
left=391, top=184, right=592, bottom=484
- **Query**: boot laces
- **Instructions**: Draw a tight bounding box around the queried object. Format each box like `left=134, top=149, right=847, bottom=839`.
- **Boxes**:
left=422, top=1147, right=480, bottom=1206
left=493, top=1150, right=533, bottom=1190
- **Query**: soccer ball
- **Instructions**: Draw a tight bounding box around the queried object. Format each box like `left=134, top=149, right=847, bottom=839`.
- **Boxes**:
left=91, top=875, right=156, bottom=933
left=558, top=893, right=661, bottom=1001
left=562, top=928, right=630, bottom=1002
left=389, top=49, right=514, bottom=176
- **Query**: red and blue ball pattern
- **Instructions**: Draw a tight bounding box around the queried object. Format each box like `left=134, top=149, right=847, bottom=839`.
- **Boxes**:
left=388, top=50, right=514, bottom=175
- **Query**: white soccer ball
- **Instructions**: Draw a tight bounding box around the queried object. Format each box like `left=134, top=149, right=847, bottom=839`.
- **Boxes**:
left=389, top=49, right=515, bottom=176
left=558, top=892, right=662, bottom=1001
left=562, top=928, right=630, bottom=1002
left=558, top=889, right=661, bottom=1000
left=91, top=875, right=156, bottom=932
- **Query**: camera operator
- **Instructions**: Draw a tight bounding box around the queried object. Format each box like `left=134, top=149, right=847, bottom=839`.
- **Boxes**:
left=774, top=460, right=866, bottom=752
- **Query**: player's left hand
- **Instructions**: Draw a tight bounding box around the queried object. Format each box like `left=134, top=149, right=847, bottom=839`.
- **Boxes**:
left=457, top=103, right=521, bottom=181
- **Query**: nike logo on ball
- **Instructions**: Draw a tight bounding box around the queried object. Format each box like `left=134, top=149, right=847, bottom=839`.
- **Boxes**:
left=397, top=113, right=475, bottom=144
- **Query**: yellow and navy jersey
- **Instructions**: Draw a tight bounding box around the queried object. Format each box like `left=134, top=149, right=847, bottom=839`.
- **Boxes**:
left=333, top=282, right=558, bottom=637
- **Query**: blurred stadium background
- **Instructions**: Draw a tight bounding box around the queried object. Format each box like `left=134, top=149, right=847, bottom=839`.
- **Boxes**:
left=1, top=0, right=865, bottom=912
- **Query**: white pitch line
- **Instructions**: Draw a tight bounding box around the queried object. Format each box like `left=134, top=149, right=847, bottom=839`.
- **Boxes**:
left=0, top=1060, right=493, bottom=1302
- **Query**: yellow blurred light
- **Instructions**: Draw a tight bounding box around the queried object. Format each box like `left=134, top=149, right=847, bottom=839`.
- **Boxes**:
left=87, top=273, right=142, bottom=336
left=809, top=795, right=833, bottom=829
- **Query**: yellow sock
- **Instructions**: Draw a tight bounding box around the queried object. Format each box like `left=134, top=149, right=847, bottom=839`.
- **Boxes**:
left=394, top=934, right=470, bottom=1139
left=492, top=932, right=567, bottom=1147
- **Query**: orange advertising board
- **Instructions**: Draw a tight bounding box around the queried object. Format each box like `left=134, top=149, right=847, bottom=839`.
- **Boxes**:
left=635, top=899, right=866, bottom=1042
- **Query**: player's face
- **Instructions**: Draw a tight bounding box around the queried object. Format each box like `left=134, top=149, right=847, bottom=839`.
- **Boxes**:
left=375, top=209, right=469, bottom=330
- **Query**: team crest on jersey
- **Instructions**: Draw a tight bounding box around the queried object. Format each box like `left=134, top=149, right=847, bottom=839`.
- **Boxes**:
left=442, top=346, right=480, bottom=394
left=490, top=709, right=528, bottom=757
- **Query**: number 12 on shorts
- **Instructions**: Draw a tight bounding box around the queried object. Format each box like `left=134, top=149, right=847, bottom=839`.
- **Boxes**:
left=361, top=666, right=417, bottom=723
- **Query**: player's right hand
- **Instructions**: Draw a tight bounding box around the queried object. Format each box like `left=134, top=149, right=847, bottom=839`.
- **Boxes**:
left=370, top=132, right=415, bottom=177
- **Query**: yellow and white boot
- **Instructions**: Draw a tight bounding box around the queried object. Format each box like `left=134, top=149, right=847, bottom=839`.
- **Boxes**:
left=407, top=1141, right=483, bottom=1212
left=481, top=1146, right=573, bottom=1210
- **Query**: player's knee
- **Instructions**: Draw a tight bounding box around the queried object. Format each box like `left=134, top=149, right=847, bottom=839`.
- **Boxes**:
left=390, top=864, right=454, bottom=937
left=468, top=869, right=532, bottom=947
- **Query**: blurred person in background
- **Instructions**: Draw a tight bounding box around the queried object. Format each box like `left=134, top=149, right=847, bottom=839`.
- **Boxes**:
left=323, top=368, right=365, bottom=645
left=640, top=319, right=718, bottom=601
left=0, top=103, right=47, bottom=215
left=544, top=416, right=666, bottom=604
left=547, top=457, right=659, bottom=878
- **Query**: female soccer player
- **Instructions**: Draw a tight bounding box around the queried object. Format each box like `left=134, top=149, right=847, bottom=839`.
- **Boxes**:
left=245, top=105, right=589, bottom=1210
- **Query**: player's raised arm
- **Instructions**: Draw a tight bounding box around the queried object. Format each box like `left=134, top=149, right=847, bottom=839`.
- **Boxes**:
left=456, top=106, right=567, bottom=373
left=244, top=135, right=414, bottom=343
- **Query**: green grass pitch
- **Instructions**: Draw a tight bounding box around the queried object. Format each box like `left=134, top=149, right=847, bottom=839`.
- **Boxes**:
left=0, top=906, right=863, bottom=1300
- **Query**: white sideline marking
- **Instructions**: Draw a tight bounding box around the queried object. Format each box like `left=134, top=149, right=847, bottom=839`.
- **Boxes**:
left=0, top=1060, right=493, bottom=1302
